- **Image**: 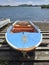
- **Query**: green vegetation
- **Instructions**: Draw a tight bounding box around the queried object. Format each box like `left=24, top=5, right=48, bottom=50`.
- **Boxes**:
left=0, top=4, right=40, bottom=7
left=0, top=5, right=11, bottom=7
left=0, top=4, right=49, bottom=8
left=17, top=4, right=41, bottom=7
left=17, top=4, right=33, bottom=7
left=41, top=5, right=49, bottom=8
left=0, top=4, right=33, bottom=7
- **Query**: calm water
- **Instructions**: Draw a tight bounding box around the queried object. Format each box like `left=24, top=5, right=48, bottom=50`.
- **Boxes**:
left=0, top=7, right=49, bottom=22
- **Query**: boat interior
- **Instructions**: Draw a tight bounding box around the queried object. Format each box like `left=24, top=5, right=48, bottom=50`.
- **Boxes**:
left=11, top=21, right=38, bottom=33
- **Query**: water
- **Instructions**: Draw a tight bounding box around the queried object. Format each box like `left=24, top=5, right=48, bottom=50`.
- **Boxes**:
left=0, top=7, right=49, bottom=22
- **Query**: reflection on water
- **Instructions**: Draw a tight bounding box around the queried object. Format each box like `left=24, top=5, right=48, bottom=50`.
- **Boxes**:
left=0, top=7, right=49, bottom=22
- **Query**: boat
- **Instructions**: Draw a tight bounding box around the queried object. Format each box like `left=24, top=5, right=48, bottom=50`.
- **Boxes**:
left=5, top=20, right=42, bottom=52
left=11, top=21, right=38, bottom=33
left=0, top=18, right=10, bottom=28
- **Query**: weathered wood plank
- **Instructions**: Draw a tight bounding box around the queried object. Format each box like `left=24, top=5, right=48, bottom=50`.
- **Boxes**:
left=34, top=22, right=49, bottom=31
left=41, top=39, right=49, bottom=44
left=0, top=50, right=49, bottom=61
left=0, top=46, right=49, bottom=51
left=0, top=36, right=5, bottom=39
left=8, top=62, right=49, bottom=65
left=41, top=31, right=49, bottom=33
left=42, top=33, right=49, bottom=35
left=0, top=38, right=49, bottom=46
left=0, top=22, right=49, bottom=62
left=36, top=47, right=49, bottom=50
left=0, top=34, right=49, bottom=39
left=43, top=36, right=49, bottom=39
left=0, top=39, right=5, bottom=43
left=0, top=33, right=5, bottom=35
left=1, top=30, right=7, bottom=33
left=35, top=51, right=49, bottom=60
left=34, top=62, right=49, bottom=65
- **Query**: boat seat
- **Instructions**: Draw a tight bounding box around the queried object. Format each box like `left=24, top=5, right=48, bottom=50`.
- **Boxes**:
left=13, top=25, right=33, bottom=28
left=11, top=27, right=36, bottom=33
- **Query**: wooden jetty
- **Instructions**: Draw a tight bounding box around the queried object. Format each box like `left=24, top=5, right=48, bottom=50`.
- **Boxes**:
left=0, top=22, right=49, bottom=65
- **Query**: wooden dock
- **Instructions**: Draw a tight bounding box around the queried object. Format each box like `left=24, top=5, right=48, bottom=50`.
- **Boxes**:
left=0, top=22, right=49, bottom=65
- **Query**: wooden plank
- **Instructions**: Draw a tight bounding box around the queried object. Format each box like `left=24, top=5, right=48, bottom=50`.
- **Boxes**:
left=0, top=46, right=49, bottom=51
left=35, top=51, right=49, bottom=60
left=0, top=29, right=6, bottom=32
left=34, top=62, right=49, bottom=65
left=0, top=39, right=5, bottom=43
left=0, top=37, right=49, bottom=46
left=0, top=47, right=11, bottom=50
left=0, top=61, right=49, bottom=65
left=33, top=22, right=49, bottom=31
left=0, top=44, right=9, bottom=47
left=36, top=47, right=49, bottom=50
left=1, top=32, right=49, bottom=34
left=0, top=30, right=49, bottom=36
left=0, top=49, right=49, bottom=61
left=41, top=31, right=49, bottom=33
left=1, top=31, right=6, bottom=33
left=0, top=23, right=49, bottom=62
left=0, top=39, right=49, bottom=46
left=0, top=51, right=12, bottom=61
left=0, top=33, right=5, bottom=35
left=42, top=33, right=49, bottom=35
left=43, top=36, right=49, bottom=39
left=0, top=36, right=5, bottom=39
left=41, top=39, right=49, bottom=44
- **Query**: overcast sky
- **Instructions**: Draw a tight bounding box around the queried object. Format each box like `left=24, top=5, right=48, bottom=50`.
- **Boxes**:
left=0, top=0, right=49, bottom=5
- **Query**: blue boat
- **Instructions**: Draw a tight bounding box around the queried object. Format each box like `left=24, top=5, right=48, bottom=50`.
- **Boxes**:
left=5, top=21, right=42, bottom=52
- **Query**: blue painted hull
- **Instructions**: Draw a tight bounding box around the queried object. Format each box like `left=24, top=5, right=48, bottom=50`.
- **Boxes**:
left=5, top=21, right=42, bottom=51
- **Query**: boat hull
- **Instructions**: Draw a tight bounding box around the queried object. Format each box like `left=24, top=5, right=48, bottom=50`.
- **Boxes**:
left=5, top=21, right=42, bottom=52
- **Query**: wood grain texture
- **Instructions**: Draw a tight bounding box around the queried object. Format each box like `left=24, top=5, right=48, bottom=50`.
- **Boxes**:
left=0, top=22, right=49, bottom=65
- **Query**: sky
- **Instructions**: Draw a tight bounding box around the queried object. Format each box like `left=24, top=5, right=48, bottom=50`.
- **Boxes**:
left=0, top=0, right=49, bottom=6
